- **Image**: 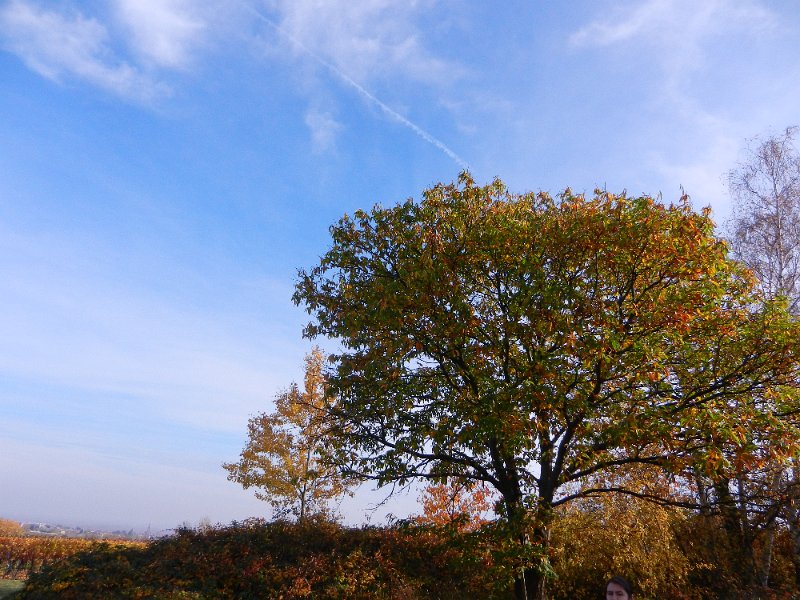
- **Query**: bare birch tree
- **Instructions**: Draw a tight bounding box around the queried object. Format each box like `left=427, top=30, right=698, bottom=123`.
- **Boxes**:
left=728, top=126, right=800, bottom=312
left=726, top=126, right=800, bottom=589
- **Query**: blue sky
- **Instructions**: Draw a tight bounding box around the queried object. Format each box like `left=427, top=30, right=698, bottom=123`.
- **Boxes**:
left=1, top=0, right=799, bottom=532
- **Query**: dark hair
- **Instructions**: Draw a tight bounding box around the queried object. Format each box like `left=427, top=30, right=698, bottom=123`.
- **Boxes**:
left=606, top=576, right=633, bottom=596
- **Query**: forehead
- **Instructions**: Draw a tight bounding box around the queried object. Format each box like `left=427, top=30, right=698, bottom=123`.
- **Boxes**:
left=607, top=582, right=627, bottom=593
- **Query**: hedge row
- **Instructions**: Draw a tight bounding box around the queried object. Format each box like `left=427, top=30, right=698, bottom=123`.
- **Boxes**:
left=15, top=519, right=510, bottom=599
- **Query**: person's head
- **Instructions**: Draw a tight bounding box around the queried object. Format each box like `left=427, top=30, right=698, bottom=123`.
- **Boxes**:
left=606, top=576, right=633, bottom=600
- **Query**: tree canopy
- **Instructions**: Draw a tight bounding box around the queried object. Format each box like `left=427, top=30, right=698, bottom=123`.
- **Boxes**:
left=294, top=173, right=800, bottom=599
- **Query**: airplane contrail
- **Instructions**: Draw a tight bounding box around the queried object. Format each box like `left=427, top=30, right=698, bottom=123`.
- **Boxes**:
left=242, top=3, right=470, bottom=170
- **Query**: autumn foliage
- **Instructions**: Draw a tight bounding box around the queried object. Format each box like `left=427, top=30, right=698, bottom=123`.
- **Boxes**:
left=0, top=519, right=23, bottom=538
left=17, top=171, right=800, bottom=599
left=223, top=348, right=352, bottom=521
left=12, top=515, right=800, bottom=599
left=0, top=536, right=144, bottom=579
left=294, top=173, right=800, bottom=599
left=14, top=520, right=507, bottom=599
left=417, top=479, right=494, bottom=532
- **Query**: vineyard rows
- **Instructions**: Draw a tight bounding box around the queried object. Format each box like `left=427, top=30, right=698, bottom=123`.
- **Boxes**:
left=0, top=536, right=145, bottom=578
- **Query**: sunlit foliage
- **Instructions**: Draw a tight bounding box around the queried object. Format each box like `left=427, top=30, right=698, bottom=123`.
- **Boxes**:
left=223, top=348, right=353, bottom=521
left=295, top=173, right=800, bottom=599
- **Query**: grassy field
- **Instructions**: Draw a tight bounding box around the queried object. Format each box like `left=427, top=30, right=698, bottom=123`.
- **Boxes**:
left=0, top=580, right=24, bottom=599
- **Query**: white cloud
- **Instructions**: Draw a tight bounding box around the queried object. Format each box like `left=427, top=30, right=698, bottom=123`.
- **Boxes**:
left=570, top=0, right=774, bottom=47
left=0, top=0, right=167, bottom=102
left=246, top=0, right=469, bottom=168
left=304, top=107, right=342, bottom=153
left=0, top=0, right=461, bottom=140
left=568, top=0, right=781, bottom=220
left=570, top=0, right=775, bottom=80
left=570, top=0, right=677, bottom=47
left=114, top=0, right=207, bottom=69
left=263, top=0, right=458, bottom=86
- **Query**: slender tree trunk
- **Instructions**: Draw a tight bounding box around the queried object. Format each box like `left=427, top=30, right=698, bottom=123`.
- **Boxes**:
left=715, top=478, right=757, bottom=591
left=788, top=463, right=800, bottom=589
left=756, top=470, right=784, bottom=588
left=513, top=541, right=551, bottom=600
left=513, top=569, right=527, bottom=600
left=759, top=523, right=777, bottom=588
left=792, top=517, right=800, bottom=590
left=525, top=568, right=545, bottom=600
left=494, top=428, right=556, bottom=600
left=506, top=502, right=531, bottom=600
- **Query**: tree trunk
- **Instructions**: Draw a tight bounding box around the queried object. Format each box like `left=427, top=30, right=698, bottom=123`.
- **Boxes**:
left=496, top=432, right=555, bottom=600
left=513, top=573, right=527, bottom=600
left=788, top=463, right=800, bottom=589
left=756, top=469, right=784, bottom=588
left=758, top=522, right=777, bottom=588
left=523, top=562, right=549, bottom=600
left=509, top=519, right=533, bottom=600
left=525, top=567, right=546, bottom=600
left=507, top=506, right=553, bottom=600
left=512, top=550, right=550, bottom=600
left=715, top=478, right=757, bottom=591
left=792, top=517, right=800, bottom=590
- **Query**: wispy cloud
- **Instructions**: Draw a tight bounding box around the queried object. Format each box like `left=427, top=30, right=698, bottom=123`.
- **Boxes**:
left=263, top=0, right=458, bottom=86
left=649, top=129, right=741, bottom=217
left=0, top=0, right=167, bottom=102
left=114, top=0, right=208, bottom=70
left=570, top=0, right=676, bottom=47
left=569, top=0, right=778, bottom=215
left=570, top=0, right=775, bottom=81
left=1, top=0, right=467, bottom=164
left=305, top=107, right=342, bottom=153
left=247, top=2, right=469, bottom=168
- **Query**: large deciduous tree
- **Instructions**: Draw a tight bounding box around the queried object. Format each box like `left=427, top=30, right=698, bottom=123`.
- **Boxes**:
left=223, top=348, right=351, bottom=521
left=294, top=174, right=800, bottom=600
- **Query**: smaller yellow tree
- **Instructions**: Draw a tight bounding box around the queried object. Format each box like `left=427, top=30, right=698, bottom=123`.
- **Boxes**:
left=223, top=348, right=351, bottom=521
